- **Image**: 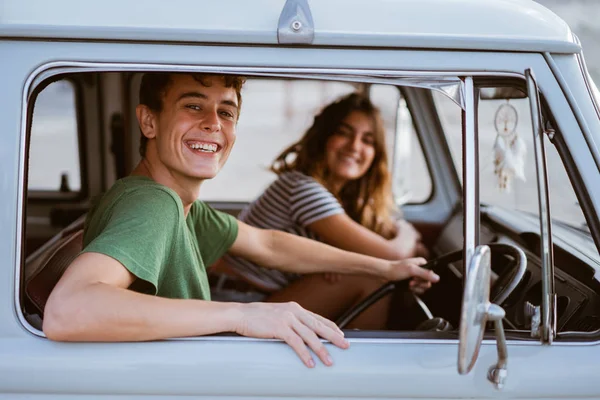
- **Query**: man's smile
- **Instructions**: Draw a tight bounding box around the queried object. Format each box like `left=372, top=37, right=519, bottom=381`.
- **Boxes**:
left=184, top=140, right=221, bottom=154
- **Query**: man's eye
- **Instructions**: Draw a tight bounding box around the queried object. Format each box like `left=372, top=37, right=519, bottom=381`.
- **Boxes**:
left=220, top=110, right=235, bottom=119
left=186, top=104, right=201, bottom=111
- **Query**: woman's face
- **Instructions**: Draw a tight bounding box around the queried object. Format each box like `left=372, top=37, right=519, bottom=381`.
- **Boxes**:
left=324, top=110, right=377, bottom=188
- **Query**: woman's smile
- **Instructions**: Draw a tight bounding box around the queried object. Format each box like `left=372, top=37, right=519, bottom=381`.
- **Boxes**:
left=325, top=111, right=376, bottom=188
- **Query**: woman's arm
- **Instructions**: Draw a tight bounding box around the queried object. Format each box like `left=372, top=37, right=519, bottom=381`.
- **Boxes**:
left=228, top=221, right=437, bottom=283
left=307, top=213, right=421, bottom=260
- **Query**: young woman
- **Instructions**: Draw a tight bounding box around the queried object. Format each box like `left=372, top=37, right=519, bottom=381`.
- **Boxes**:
left=220, top=92, right=430, bottom=329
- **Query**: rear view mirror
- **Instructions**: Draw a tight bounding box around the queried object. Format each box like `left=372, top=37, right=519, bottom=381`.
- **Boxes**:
left=458, top=245, right=508, bottom=390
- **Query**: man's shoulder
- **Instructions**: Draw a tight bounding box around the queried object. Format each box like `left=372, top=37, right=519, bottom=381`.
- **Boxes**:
left=190, top=199, right=233, bottom=222
left=91, top=176, right=183, bottom=218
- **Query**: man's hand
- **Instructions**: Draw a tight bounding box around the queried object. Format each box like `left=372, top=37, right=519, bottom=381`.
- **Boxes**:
left=383, top=257, right=440, bottom=294
left=234, top=302, right=349, bottom=368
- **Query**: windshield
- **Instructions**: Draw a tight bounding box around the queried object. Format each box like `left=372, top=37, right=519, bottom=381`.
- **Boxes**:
left=433, top=89, right=590, bottom=234
left=514, top=208, right=600, bottom=268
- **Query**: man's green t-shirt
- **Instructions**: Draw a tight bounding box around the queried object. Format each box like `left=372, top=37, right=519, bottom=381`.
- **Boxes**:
left=81, top=176, right=239, bottom=300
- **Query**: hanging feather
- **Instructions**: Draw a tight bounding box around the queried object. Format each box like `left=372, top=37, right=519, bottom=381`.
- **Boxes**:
left=492, top=102, right=526, bottom=192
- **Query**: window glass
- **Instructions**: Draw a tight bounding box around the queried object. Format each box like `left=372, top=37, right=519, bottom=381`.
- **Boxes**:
left=435, top=87, right=592, bottom=240
left=545, top=135, right=589, bottom=234
left=28, top=80, right=81, bottom=192
left=477, top=96, right=537, bottom=214
left=370, top=85, right=432, bottom=204
left=433, top=91, right=463, bottom=179
left=478, top=96, right=590, bottom=234
left=434, top=89, right=542, bottom=215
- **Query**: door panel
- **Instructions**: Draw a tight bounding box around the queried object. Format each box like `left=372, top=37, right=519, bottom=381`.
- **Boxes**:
left=1, top=335, right=597, bottom=397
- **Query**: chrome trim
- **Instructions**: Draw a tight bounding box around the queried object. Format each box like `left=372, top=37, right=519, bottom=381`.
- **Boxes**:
left=543, top=52, right=600, bottom=171
left=458, top=245, right=491, bottom=375
left=11, top=60, right=528, bottom=338
left=413, top=294, right=434, bottom=320
left=487, top=311, right=508, bottom=390
left=158, top=334, right=600, bottom=346
left=525, top=68, right=556, bottom=343
left=277, top=0, right=314, bottom=44
left=573, top=35, right=600, bottom=121
left=462, top=77, right=478, bottom=279
left=28, top=63, right=470, bottom=110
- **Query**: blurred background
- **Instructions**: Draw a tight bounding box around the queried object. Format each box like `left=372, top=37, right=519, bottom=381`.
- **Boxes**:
left=536, top=0, right=599, bottom=83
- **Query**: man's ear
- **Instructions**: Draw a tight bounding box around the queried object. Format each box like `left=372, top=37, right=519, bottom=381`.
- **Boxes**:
left=136, top=104, right=158, bottom=139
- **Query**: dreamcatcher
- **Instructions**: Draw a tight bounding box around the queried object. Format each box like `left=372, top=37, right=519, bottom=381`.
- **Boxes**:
left=493, top=101, right=526, bottom=191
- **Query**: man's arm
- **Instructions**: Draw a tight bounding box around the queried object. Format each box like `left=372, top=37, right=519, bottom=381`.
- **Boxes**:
left=44, top=252, right=348, bottom=368
left=228, top=221, right=439, bottom=283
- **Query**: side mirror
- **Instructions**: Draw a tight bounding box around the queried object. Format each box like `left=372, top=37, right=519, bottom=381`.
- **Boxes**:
left=458, top=245, right=508, bottom=390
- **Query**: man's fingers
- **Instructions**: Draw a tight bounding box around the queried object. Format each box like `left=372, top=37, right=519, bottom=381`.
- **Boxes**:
left=282, top=329, right=315, bottom=368
left=309, top=311, right=346, bottom=338
left=302, top=312, right=349, bottom=350
left=292, top=320, right=334, bottom=367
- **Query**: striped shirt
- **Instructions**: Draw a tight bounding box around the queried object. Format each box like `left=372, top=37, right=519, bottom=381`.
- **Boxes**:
left=223, top=171, right=344, bottom=291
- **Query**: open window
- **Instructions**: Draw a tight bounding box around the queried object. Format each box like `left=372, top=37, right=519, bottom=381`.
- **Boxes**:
left=19, top=70, right=452, bottom=336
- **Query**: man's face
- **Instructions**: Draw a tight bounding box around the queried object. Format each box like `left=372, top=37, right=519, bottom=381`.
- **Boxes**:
left=140, top=74, right=239, bottom=182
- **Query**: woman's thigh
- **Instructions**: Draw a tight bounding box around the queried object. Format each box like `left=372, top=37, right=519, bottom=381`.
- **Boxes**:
left=265, top=273, right=390, bottom=329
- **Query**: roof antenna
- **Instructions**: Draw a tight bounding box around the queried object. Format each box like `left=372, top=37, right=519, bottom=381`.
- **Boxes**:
left=277, top=0, right=314, bottom=45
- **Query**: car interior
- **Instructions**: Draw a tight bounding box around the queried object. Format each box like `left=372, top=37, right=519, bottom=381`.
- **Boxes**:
left=20, top=71, right=600, bottom=340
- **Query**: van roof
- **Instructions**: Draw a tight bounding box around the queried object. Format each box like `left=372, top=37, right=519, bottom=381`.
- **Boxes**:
left=0, top=0, right=580, bottom=53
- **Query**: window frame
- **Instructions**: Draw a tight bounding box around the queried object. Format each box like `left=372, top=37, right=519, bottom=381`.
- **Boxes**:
left=17, top=61, right=548, bottom=345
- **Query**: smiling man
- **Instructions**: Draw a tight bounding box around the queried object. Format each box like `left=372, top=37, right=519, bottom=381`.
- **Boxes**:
left=43, top=73, right=439, bottom=368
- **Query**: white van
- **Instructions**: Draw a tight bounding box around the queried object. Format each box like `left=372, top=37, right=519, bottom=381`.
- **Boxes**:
left=2, top=0, right=600, bottom=397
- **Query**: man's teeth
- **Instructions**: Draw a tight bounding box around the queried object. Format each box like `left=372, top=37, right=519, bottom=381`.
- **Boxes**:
left=189, top=143, right=218, bottom=152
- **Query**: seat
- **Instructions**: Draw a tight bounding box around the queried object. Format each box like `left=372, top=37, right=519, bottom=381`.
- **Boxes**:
left=24, top=215, right=85, bottom=317
left=23, top=213, right=271, bottom=315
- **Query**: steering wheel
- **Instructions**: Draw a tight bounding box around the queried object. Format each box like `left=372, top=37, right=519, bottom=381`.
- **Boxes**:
left=336, top=243, right=527, bottom=330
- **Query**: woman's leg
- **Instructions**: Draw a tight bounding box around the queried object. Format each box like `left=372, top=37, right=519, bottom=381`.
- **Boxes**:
left=265, top=274, right=391, bottom=330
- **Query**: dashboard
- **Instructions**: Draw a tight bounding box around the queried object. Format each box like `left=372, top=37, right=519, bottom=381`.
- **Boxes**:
left=425, top=211, right=600, bottom=333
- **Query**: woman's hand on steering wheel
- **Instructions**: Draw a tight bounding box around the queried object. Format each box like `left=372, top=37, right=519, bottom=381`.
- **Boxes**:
left=409, top=276, right=435, bottom=295
left=384, top=257, right=440, bottom=293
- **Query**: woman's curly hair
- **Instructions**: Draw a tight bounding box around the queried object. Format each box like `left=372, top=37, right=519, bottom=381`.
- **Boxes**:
left=271, top=92, right=397, bottom=238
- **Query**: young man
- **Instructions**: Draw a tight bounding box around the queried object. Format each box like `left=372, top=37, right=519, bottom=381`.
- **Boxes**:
left=43, top=73, right=439, bottom=368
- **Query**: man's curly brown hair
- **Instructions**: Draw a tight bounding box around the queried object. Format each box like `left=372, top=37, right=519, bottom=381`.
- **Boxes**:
left=138, top=72, right=246, bottom=158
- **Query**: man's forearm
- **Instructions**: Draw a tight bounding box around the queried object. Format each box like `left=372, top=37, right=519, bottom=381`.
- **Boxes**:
left=43, top=282, right=242, bottom=342
left=259, top=230, right=391, bottom=278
